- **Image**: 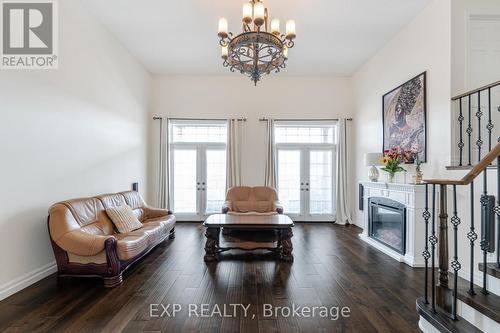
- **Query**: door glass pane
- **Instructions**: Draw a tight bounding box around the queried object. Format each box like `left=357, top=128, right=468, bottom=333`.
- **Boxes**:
left=206, top=149, right=227, bottom=213
left=172, top=149, right=197, bottom=213
left=277, top=150, right=301, bottom=214
left=309, top=150, right=333, bottom=215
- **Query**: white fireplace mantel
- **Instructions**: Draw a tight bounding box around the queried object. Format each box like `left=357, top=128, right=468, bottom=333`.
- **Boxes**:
left=359, top=181, right=426, bottom=267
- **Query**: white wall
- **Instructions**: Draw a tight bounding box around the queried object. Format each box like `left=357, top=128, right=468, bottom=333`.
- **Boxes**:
left=0, top=0, right=152, bottom=299
left=452, top=0, right=500, bottom=95
left=351, top=0, right=452, bottom=226
left=352, top=0, right=499, bottom=296
left=150, top=75, right=354, bottom=209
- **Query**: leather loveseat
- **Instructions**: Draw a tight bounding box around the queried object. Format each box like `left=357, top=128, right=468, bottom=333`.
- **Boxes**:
left=222, top=186, right=283, bottom=214
left=48, top=191, right=176, bottom=287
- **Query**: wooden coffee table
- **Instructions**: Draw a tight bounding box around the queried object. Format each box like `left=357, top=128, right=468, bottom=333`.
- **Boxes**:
left=203, top=214, right=294, bottom=262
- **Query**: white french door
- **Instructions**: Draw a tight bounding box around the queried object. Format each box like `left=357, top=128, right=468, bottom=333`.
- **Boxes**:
left=169, top=121, right=227, bottom=221
left=275, top=121, right=337, bottom=222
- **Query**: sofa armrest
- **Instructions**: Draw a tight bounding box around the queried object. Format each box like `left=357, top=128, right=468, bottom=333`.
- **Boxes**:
left=275, top=202, right=284, bottom=214
left=55, top=230, right=115, bottom=256
left=144, top=206, right=172, bottom=219
left=221, top=201, right=231, bottom=214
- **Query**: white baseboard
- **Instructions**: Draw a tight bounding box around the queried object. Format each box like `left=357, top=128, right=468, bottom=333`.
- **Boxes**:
left=458, top=268, right=500, bottom=296
left=459, top=299, right=500, bottom=333
left=0, top=261, right=57, bottom=301
left=418, top=316, right=441, bottom=333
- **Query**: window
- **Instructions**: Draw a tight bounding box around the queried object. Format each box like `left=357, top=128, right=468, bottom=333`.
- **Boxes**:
left=275, top=122, right=337, bottom=144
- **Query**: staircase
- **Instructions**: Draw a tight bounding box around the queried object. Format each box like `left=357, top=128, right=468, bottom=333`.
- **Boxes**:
left=417, top=81, right=500, bottom=333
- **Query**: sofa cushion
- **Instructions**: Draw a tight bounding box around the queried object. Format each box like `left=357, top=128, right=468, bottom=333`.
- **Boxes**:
left=141, top=223, right=166, bottom=244
left=115, top=230, right=150, bottom=261
left=252, top=186, right=277, bottom=201
left=144, top=215, right=176, bottom=231
left=64, top=198, right=101, bottom=227
left=233, top=200, right=273, bottom=213
left=227, top=186, right=252, bottom=201
left=106, top=205, right=143, bottom=233
left=97, top=193, right=126, bottom=209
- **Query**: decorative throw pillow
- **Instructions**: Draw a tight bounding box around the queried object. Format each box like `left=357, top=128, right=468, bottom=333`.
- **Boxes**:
left=106, top=205, right=142, bottom=233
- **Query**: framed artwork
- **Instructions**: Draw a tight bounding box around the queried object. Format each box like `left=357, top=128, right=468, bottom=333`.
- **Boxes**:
left=382, top=72, right=427, bottom=162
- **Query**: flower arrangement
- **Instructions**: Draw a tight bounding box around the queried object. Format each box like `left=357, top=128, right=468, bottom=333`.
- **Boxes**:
left=380, top=147, right=407, bottom=182
left=409, top=143, right=423, bottom=183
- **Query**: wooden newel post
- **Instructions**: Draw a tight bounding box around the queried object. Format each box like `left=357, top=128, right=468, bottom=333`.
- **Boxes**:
left=437, top=184, right=452, bottom=311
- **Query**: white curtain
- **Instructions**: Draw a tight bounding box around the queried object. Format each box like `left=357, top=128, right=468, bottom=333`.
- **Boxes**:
left=157, top=118, right=170, bottom=209
left=226, top=119, right=243, bottom=188
left=264, top=119, right=277, bottom=188
left=335, top=118, right=352, bottom=224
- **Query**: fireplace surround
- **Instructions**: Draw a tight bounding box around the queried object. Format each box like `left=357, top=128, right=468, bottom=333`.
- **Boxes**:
left=359, top=181, right=426, bottom=267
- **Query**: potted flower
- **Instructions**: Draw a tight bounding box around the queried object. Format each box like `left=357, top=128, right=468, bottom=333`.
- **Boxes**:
left=380, top=147, right=407, bottom=183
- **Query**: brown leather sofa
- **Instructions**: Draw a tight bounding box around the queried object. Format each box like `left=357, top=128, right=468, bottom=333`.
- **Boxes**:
left=48, top=191, right=176, bottom=287
left=222, top=186, right=283, bottom=214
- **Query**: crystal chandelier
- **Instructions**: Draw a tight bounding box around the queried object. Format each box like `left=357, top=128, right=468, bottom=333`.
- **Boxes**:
left=217, top=0, right=296, bottom=85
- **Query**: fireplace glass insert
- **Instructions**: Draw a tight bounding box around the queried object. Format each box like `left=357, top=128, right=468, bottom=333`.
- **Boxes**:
left=368, top=197, right=406, bottom=254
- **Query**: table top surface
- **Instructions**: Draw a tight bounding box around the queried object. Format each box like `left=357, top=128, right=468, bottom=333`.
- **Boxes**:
left=204, top=214, right=294, bottom=228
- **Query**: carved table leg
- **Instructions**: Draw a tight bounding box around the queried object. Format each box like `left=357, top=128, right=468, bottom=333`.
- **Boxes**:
left=204, top=227, right=220, bottom=262
left=280, top=227, right=294, bottom=262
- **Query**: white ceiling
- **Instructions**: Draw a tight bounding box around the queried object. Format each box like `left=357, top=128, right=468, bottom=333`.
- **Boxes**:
left=83, top=0, right=431, bottom=76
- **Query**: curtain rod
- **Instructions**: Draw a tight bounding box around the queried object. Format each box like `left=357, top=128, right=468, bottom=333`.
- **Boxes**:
left=153, top=116, right=247, bottom=121
left=258, top=117, right=353, bottom=122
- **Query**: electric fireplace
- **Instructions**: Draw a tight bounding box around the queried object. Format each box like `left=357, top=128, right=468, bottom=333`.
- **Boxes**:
left=368, top=197, right=406, bottom=254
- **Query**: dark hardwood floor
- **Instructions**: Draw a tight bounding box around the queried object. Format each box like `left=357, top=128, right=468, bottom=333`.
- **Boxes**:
left=0, top=223, right=425, bottom=333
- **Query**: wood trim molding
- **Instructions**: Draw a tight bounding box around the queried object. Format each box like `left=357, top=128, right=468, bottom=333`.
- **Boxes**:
left=424, top=144, right=500, bottom=185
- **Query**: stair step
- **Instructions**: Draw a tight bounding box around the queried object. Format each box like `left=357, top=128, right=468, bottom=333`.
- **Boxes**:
left=416, top=297, right=482, bottom=333
left=479, top=262, right=500, bottom=279
left=455, top=273, right=500, bottom=324
left=446, top=165, right=497, bottom=170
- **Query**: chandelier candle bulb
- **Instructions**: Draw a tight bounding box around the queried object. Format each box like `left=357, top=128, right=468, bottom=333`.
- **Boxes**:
left=253, top=2, right=265, bottom=26
left=242, top=3, right=253, bottom=24
left=218, top=18, right=228, bottom=38
left=283, top=45, right=288, bottom=59
left=271, top=19, right=280, bottom=35
left=221, top=45, right=228, bottom=59
left=286, top=20, right=296, bottom=39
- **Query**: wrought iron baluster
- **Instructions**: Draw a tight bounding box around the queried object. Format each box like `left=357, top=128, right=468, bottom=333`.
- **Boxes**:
left=430, top=184, right=438, bottom=312
left=480, top=169, right=489, bottom=295
left=422, top=184, right=431, bottom=304
left=468, top=181, right=477, bottom=295
left=477, top=91, right=483, bottom=162
left=451, top=185, right=461, bottom=320
left=487, top=88, right=493, bottom=153
left=458, top=98, right=464, bottom=166
left=467, top=96, right=473, bottom=166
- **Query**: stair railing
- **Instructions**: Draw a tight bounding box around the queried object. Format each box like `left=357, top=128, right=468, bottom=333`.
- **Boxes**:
left=451, top=80, right=500, bottom=167
left=422, top=143, right=500, bottom=320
